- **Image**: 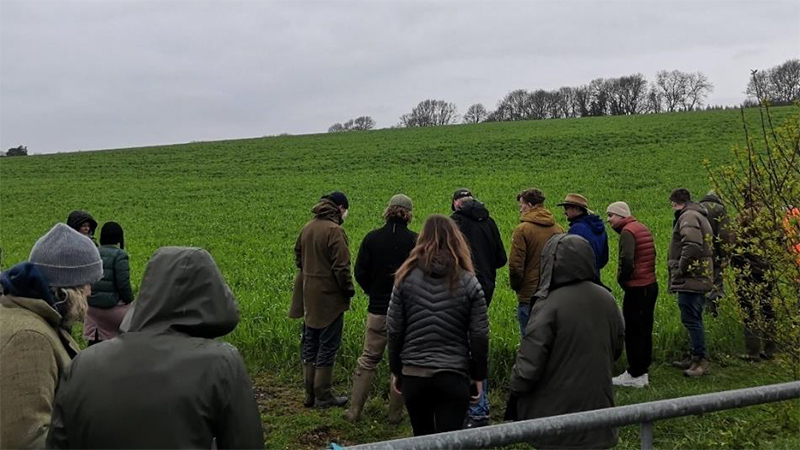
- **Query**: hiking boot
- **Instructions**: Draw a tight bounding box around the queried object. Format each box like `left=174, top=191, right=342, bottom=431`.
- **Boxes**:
left=613, top=371, right=649, bottom=388
left=683, top=357, right=711, bottom=377
left=671, top=355, right=693, bottom=370
left=387, top=380, right=405, bottom=424
left=464, top=416, right=489, bottom=428
left=344, top=368, right=374, bottom=422
left=314, top=365, right=347, bottom=408
left=302, top=363, right=316, bottom=408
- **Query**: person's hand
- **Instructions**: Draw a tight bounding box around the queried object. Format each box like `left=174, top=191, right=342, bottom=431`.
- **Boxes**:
left=470, top=380, right=483, bottom=404
left=391, top=374, right=402, bottom=396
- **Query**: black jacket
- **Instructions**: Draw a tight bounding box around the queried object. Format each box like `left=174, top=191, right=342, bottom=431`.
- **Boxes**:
left=47, top=247, right=264, bottom=449
left=355, top=220, right=418, bottom=315
left=387, top=254, right=489, bottom=381
left=66, top=210, right=98, bottom=236
left=451, top=200, right=507, bottom=304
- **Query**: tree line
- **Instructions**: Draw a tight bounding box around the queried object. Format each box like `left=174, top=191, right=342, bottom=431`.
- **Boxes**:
left=326, top=58, right=799, bottom=132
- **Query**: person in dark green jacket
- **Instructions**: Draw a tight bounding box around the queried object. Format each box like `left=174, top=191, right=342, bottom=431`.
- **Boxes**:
left=84, top=222, right=134, bottom=345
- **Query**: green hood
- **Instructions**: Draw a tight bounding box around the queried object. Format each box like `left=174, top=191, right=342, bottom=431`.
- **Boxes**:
left=125, top=247, right=239, bottom=338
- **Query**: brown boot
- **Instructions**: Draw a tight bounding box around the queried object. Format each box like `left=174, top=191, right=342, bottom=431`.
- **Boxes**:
left=683, top=356, right=711, bottom=377
left=344, top=368, right=374, bottom=421
left=302, top=363, right=316, bottom=407
left=387, top=379, right=405, bottom=424
left=314, top=365, right=348, bottom=408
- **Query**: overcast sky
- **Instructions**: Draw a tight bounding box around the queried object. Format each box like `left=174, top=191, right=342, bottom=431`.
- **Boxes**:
left=1, top=0, right=798, bottom=154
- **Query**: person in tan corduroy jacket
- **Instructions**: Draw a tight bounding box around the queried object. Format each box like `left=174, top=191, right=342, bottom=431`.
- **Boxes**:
left=0, top=224, right=101, bottom=449
left=509, top=189, right=564, bottom=335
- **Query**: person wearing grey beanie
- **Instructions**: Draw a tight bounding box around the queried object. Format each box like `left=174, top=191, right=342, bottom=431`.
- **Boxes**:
left=0, top=223, right=102, bottom=448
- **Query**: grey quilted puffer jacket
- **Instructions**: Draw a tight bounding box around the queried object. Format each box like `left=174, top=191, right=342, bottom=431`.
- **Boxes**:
left=387, top=257, right=488, bottom=380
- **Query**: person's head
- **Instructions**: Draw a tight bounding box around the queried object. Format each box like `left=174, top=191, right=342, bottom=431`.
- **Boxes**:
left=669, top=188, right=691, bottom=211
left=517, top=188, right=546, bottom=214
left=322, top=191, right=349, bottom=220
left=557, top=193, right=590, bottom=220
left=67, top=210, right=98, bottom=237
left=384, top=194, right=413, bottom=224
left=605, top=201, right=632, bottom=228
left=395, top=215, right=473, bottom=290
left=29, top=223, right=103, bottom=325
left=99, top=221, right=125, bottom=249
left=451, top=188, right=473, bottom=211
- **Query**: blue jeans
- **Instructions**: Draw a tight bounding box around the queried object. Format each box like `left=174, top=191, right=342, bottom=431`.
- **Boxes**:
left=468, top=379, right=489, bottom=419
left=517, top=302, right=532, bottom=336
left=678, top=292, right=706, bottom=358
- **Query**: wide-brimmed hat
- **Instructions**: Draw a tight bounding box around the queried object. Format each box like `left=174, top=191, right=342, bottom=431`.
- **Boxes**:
left=557, top=193, right=591, bottom=212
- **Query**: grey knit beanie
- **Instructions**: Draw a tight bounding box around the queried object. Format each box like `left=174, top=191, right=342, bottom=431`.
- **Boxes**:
left=29, top=223, right=103, bottom=287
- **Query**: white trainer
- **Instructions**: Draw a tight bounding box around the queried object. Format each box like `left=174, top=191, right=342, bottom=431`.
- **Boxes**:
left=616, top=372, right=649, bottom=388
left=612, top=371, right=633, bottom=386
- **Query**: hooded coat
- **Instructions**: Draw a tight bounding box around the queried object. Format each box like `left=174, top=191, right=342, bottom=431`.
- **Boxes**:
left=451, top=199, right=507, bottom=304
left=66, top=211, right=98, bottom=236
left=567, top=212, right=609, bottom=273
left=289, top=199, right=356, bottom=328
left=46, top=247, right=264, bottom=449
left=510, top=235, right=624, bottom=450
left=508, top=205, right=564, bottom=303
left=0, top=264, right=80, bottom=449
left=668, top=202, right=714, bottom=294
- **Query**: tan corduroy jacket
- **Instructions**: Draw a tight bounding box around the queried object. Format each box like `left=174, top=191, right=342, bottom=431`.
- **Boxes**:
left=0, top=295, right=79, bottom=449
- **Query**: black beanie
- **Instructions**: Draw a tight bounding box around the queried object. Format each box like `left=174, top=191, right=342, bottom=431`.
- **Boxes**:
left=669, top=188, right=692, bottom=204
left=324, top=191, right=349, bottom=210
left=100, top=222, right=125, bottom=249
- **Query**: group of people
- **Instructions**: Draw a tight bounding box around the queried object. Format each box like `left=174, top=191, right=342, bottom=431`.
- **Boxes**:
left=0, top=184, right=776, bottom=449
left=289, top=185, right=770, bottom=447
left=0, top=213, right=264, bottom=448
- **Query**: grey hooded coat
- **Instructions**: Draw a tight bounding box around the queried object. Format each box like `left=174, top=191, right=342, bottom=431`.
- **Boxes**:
left=46, top=247, right=264, bottom=449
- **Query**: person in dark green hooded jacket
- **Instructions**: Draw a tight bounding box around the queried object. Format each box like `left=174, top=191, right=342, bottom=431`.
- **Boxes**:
left=47, top=247, right=264, bottom=449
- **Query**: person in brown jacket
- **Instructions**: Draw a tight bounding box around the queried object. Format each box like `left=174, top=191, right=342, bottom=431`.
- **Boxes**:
left=667, top=188, right=715, bottom=377
left=606, top=202, right=658, bottom=388
left=289, top=191, right=355, bottom=408
left=509, top=188, right=564, bottom=335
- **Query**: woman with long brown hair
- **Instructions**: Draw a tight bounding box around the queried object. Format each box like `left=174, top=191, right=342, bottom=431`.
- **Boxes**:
left=387, top=214, right=488, bottom=436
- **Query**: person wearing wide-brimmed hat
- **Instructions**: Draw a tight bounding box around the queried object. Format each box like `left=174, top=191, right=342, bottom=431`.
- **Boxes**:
left=0, top=223, right=102, bottom=448
left=345, top=194, right=417, bottom=423
left=557, top=193, right=609, bottom=275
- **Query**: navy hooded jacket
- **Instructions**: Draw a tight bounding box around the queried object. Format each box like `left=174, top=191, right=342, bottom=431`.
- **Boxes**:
left=567, top=213, right=609, bottom=273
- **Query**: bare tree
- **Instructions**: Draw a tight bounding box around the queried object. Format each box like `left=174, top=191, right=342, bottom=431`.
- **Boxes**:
left=328, top=123, right=346, bottom=133
left=645, top=85, right=663, bottom=113
left=682, top=72, right=713, bottom=111
left=655, top=70, right=690, bottom=112
left=353, top=116, right=375, bottom=130
left=530, top=89, right=550, bottom=119
left=496, top=89, right=533, bottom=121
left=614, top=73, right=649, bottom=114
left=399, top=99, right=459, bottom=127
left=557, top=86, right=576, bottom=118
left=588, top=78, right=609, bottom=116
left=463, top=103, right=488, bottom=123
left=573, top=85, right=591, bottom=117
left=748, top=59, right=800, bottom=104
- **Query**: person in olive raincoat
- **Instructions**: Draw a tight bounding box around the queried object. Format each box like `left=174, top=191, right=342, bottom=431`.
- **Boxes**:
left=46, top=247, right=264, bottom=449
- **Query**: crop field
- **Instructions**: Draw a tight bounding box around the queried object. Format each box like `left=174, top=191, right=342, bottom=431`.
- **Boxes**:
left=1, top=106, right=798, bottom=448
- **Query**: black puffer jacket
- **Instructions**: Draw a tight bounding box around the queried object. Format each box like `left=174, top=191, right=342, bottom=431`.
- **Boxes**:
left=451, top=200, right=507, bottom=305
left=355, top=220, right=418, bottom=315
left=387, top=253, right=488, bottom=380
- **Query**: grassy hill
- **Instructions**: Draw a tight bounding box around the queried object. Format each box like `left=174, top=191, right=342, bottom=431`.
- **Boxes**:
left=2, top=106, right=798, bottom=448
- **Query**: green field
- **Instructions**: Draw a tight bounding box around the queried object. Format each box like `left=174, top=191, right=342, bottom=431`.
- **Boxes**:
left=1, top=107, right=798, bottom=448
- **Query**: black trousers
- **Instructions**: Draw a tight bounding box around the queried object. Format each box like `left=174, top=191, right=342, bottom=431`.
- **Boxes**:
left=622, top=283, right=658, bottom=377
left=301, top=314, right=344, bottom=367
left=402, top=372, right=470, bottom=436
